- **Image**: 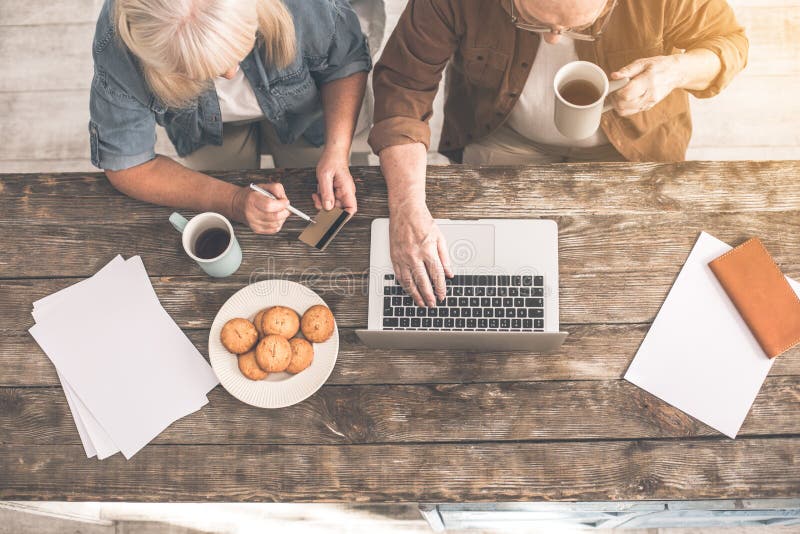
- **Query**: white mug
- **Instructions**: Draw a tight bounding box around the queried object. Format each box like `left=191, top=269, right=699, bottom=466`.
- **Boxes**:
left=169, top=211, right=242, bottom=278
left=553, top=60, right=629, bottom=141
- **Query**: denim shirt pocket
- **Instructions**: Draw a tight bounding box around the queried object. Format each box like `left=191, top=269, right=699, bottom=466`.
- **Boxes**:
left=272, top=62, right=318, bottom=108
left=270, top=60, right=323, bottom=143
left=89, top=121, right=100, bottom=167
left=164, top=108, right=203, bottom=157
left=94, top=65, right=142, bottom=106
left=93, top=24, right=115, bottom=55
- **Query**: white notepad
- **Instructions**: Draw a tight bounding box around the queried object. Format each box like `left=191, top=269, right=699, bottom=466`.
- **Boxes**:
left=59, top=371, right=119, bottom=459
left=625, top=231, right=800, bottom=438
left=30, top=255, right=218, bottom=459
left=34, top=257, right=131, bottom=458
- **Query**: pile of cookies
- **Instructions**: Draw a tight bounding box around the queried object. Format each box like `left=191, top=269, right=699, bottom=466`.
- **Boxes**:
left=220, top=304, right=335, bottom=381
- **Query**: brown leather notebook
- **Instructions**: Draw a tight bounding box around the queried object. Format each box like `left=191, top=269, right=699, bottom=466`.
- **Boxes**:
left=708, top=237, right=800, bottom=359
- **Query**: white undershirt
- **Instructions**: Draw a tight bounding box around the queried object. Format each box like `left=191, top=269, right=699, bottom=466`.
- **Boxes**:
left=506, top=36, right=609, bottom=147
left=213, top=66, right=265, bottom=123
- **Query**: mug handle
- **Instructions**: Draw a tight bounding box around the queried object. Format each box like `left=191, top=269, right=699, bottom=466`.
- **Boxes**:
left=603, top=77, right=630, bottom=112
left=169, top=212, right=189, bottom=233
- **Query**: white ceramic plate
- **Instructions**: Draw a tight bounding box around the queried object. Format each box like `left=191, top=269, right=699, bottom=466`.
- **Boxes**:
left=209, top=280, right=339, bottom=408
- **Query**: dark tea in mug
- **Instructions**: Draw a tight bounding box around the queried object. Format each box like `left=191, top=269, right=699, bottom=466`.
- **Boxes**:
left=194, top=228, right=231, bottom=259
left=558, top=79, right=602, bottom=106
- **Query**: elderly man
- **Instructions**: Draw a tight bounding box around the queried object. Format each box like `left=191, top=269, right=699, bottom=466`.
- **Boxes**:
left=368, top=0, right=747, bottom=307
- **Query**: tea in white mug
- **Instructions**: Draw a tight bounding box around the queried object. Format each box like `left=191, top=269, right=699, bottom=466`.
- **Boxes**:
left=558, top=79, right=602, bottom=106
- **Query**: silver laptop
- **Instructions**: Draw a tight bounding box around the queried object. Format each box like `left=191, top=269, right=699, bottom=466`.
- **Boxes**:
left=356, top=219, right=568, bottom=352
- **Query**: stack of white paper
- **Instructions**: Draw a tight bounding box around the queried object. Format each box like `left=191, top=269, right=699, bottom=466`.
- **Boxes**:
left=29, top=255, right=218, bottom=459
left=625, top=231, right=800, bottom=438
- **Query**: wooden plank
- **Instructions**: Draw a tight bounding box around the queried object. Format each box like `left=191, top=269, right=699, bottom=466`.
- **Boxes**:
left=2, top=7, right=795, bottom=93
left=4, top=326, right=800, bottom=387
left=1, top=438, right=798, bottom=501
left=730, top=0, right=800, bottom=6
left=732, top=6, right=800, bottom=77
left=2, top=76, right=797, bottom=160
left=0, top=0, right=102, bottom=25
left=1, top=0, right=797, bottom=26
left=5, top=257, right=800, bottom=330
left=0, top=159, right=98, bottom=174
left=1, top=91, right=90, bottom=160
left=0, top=25, right=94, bottom=93
left=687, top=146, right=800, bottom=161
left=0, top=271, right=726, bottom=331
left=3, top=161, right=800, bottom=222
left=0, top=209, right=798, bottom=278
left=0, top=92, right=177, bottom=161
left=1, top=377, right=798, bottom=445
left=690, top=75, right=800, bottom=148
left=0, top=325, right=641, bottom=386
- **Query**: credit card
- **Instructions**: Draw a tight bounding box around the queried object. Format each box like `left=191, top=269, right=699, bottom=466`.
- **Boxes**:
left=298, top=207, right=353, bottom=251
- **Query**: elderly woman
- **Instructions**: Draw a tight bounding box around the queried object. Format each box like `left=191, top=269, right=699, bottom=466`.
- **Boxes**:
left=90, top=0, right=370, bottom=235
left=370, top=0, right=748, bottom=306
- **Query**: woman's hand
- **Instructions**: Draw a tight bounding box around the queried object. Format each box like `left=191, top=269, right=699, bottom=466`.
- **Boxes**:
left=314, top=147, right=357, bottom=214
left=609, top=55, right=683, bottom=117
left=232, top=182, right=291, bottom=235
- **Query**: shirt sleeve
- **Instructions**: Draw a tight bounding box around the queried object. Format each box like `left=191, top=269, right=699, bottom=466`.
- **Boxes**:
left=311, top=0, right=373, bottom=85
left=89, top=66, right=157, bottom=171
left=367, top=0, right=459, bottom=154
left=663, top=0, right=749, bottom=99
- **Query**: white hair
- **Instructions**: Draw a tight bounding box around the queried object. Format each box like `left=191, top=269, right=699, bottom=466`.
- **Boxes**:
left=116, top=0, right=296, bottom=108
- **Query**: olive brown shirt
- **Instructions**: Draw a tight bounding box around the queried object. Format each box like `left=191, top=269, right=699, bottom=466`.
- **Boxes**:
left=368, top=0, right=748, bottom=161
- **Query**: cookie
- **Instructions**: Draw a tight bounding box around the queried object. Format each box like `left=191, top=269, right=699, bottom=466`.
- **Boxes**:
left=301, top=304, right=335, bottom=343
left=255, top=334, right=292, bottom=372
left=286, top=338, right=314, bottom=374
left=261, top=306, right=300, bottom=338
left=220, top=318, right=258, bottom=354
left=237, top=349, right=268, bottom=380
left=253, top=308, right=269, bottom=337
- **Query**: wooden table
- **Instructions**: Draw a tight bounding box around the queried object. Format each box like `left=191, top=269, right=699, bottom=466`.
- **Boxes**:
left=1, top=161, right=799, bottom=503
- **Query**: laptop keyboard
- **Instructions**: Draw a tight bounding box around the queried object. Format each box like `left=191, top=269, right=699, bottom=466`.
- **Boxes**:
left=381, top=274, right=545, bottom=332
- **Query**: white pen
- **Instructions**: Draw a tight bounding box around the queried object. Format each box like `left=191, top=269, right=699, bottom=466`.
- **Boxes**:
left=249, top=183, right=316, bottom=224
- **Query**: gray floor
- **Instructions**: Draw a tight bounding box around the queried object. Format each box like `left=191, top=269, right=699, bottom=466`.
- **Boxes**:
left=1, top=0, right=797, bottom=173
left=4, top=502, right=800, bottom=533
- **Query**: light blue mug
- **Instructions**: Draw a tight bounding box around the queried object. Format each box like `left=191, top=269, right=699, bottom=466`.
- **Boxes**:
left=169, top=212, right=242, bottom=278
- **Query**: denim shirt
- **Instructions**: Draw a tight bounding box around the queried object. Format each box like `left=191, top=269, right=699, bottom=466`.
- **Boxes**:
left=89, top=0, right=371, bottom=170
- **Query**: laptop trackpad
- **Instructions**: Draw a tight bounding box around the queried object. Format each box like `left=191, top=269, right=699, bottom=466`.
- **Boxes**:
left=439, top=224, right=495, bottom=268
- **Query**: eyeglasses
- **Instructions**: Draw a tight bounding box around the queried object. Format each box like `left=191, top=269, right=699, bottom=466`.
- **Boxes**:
left=510, top=0, right=617, bottom=42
